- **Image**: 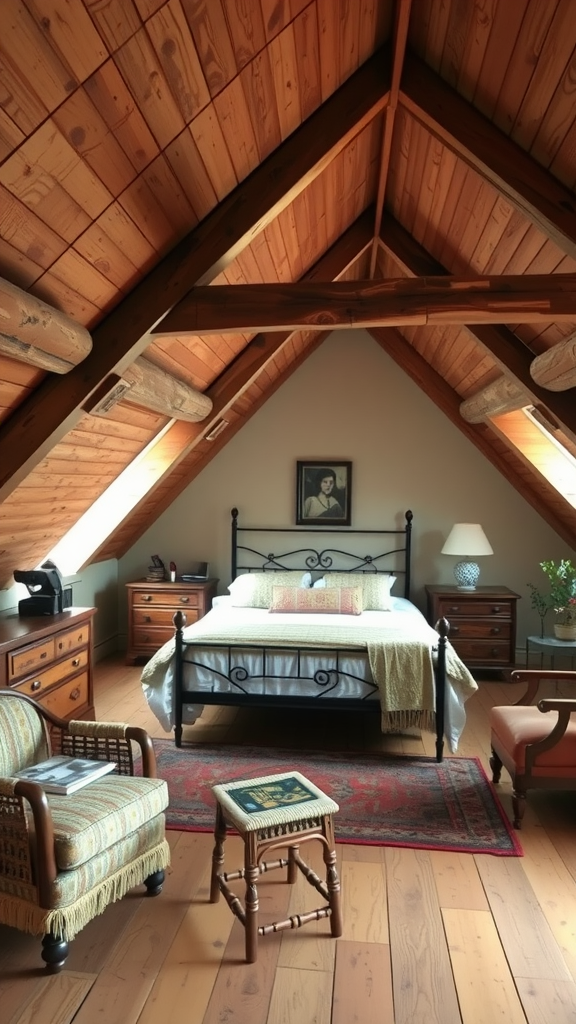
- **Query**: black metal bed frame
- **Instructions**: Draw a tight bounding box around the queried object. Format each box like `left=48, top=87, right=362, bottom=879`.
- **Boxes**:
left=173, top=509, right=448, bottom=760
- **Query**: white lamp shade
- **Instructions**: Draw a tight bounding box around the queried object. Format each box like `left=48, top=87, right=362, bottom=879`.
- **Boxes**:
left=441, top=523, right=493, bottom=557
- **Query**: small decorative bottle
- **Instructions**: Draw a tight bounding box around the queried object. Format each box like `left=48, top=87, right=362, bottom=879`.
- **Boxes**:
left=169, top=561, right=176, bottom=583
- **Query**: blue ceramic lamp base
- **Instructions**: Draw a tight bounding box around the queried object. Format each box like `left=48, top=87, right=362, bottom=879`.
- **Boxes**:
left=454, top=560, right=480, bottom=590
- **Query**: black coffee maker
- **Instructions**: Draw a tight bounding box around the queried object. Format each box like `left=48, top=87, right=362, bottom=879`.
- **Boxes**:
left=14, top=561, right=69, bottom=616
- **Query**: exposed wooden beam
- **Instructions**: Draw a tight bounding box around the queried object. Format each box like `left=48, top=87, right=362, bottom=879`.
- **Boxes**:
left=0, top=277, right=92, bottom=373
left=460, top=378, right=529, bottom=423
left=153, top=275, right=576, bottom=335
left=379, top=216, right=576, bottom=440
left=87, top=357, right=213, bottom=421
left=369, top=0, right=412, bottom=276
left=400, top=51, right=576, bottom=261
left=88, top=211, right=374, bottom=559
left=530, top=334, right=576, bottom=391
left=369, top=327, right=576, bottom=548
left=0, top=49, right=391, bottom=501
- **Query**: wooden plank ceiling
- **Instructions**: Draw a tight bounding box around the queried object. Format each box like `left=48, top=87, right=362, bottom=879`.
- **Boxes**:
left=1, top=0, right=576, bottom=587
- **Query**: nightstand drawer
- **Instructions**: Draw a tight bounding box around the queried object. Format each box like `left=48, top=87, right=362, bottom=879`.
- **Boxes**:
left=450, top=639, right=511, bottom=663
left=132, top=590, right=201, bottom=609
left=132, top=623, right=198, bottom=648
left=447, top=621, right=511, bottom=640
left=133, top=607, right=199, bottom=627
left=436, top=599, right=513, bottom=619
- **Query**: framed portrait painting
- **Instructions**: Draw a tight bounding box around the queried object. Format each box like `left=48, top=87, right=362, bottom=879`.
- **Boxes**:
left=296, top=461, right=352, bottom=526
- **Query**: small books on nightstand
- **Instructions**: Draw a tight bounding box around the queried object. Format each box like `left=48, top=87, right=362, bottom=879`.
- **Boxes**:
left=14, top=755, right=116, bottom=795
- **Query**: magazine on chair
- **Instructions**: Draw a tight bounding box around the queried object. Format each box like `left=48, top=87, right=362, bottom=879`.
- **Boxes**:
left=15, top=755, right=117, bottom=795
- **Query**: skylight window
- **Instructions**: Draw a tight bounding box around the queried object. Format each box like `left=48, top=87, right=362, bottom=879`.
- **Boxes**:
left=44, top=421, right=176, bottom=575
left=490, top=406, right=576, bottom=511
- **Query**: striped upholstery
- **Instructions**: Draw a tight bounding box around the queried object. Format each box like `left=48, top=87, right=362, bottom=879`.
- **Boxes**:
left=0, top=695, right=49, bottom=774
left=48, top=776, right=169, bottom=869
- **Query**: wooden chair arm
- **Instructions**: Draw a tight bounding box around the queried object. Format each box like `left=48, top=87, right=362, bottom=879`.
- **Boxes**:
left=510, top=669, right=576, bottom=706
left=11, top=780, right=58, bottom=906
left=125, top=727, right=158, bottom=778
left=524, top=699, right=576, bottom=773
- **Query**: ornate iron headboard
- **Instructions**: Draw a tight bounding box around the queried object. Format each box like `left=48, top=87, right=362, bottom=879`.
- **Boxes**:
left=230, top=508, right=413, bottom=600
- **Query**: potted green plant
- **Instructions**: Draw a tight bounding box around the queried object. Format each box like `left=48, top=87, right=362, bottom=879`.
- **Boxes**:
left=527, top=559, right=576, bottom=639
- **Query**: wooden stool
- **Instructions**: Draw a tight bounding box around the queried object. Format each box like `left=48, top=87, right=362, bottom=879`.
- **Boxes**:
left=210, top=770, right=342, bottom=962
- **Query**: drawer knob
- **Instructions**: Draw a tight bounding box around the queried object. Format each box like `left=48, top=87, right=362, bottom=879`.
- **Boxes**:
left=490, top=627, right=501, bottom=636
left=448, top=605, right=460, bottom=614
left=450, top=625, right=459, bottom=634
left=70, top=688, right=81, bottom=701
left=31, top=680, right=41, bottom=692
left=490, top=648, right=500, bottom=657
left=180, top=596, right=190, bottom=604
left=142, top=595, right=152, bottom=602
left=492, top=606, right=501, bottom=614
left=72, top=657, right=80, bottom=667
left=143, top=615, right=151, bottom=623
left=40, top=652, right=47, bottom=660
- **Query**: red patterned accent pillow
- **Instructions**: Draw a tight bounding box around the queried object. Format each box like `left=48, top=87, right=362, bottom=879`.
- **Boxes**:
left=269, top=586, right=363, bottom=615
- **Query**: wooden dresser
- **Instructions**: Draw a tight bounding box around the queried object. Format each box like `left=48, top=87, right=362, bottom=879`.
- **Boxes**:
left=425, top=585, right=520, bottom=671
left=0, top=607, right=96, bottom=720
left=126, top=578, right=219, bottom=664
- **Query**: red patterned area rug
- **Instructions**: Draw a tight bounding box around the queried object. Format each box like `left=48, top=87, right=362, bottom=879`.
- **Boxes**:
left=152, top=741, right=522, bottom=856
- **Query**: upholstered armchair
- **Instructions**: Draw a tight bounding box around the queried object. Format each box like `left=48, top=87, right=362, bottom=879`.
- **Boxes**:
left=0, top=690, right=170, bottom=971
left=490, top=668, right=576, bottom=828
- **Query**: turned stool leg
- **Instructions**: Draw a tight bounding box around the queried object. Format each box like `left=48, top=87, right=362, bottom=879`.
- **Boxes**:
left=323, top=815, right=343, bottom=937
left=210, top=802, right=227, bottom=903
left=244, top=833, right=259, bottom=963
left=287, top=842, right=299, bottom=884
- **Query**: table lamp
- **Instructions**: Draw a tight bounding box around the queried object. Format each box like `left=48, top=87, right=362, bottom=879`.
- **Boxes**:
left=441, top=523, right=493, bottom=590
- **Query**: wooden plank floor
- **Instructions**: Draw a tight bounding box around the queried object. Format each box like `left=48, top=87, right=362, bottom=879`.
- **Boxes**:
left=2, top=657, right=576, bottom=1024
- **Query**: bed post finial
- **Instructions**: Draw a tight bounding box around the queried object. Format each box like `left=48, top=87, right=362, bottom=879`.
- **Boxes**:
left=404, top=510, right=413, bottom=601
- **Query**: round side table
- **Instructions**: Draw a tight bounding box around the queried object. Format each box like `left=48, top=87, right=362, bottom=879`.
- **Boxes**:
left=525, top=634, right=576, bottom=669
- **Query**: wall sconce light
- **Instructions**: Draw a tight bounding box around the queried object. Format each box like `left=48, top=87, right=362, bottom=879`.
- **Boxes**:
left=204, top=418, right=229, bottom=442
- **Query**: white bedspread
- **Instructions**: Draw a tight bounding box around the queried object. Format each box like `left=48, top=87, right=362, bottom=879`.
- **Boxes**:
left=141, top=597, right=477, bottom=751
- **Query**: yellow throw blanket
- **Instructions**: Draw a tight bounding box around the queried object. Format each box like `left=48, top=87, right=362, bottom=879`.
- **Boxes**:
left=141, top=612, right=477, bottom=734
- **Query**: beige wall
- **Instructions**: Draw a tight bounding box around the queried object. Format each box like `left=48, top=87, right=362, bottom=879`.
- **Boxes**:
left=118, top=329, right=574, bottom=652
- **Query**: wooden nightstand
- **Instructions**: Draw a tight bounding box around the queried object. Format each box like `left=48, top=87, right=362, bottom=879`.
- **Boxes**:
left=0, top=607, right=96, bottom=721
left=126, top=578, right=219, bottom=664
left=425, top=585, right=520, bottom=671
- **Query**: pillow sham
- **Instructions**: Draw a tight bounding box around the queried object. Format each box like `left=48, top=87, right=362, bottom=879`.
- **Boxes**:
left=324, top=572, right=396, bottom=611
left=228, top=571, right=311, bottom=607
left=269, top=585, right=363, bottom=615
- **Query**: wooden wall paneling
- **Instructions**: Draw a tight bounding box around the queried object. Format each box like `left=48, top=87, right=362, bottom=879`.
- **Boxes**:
left=117, top=171, right=183, bottom=255
left=40, top=246, right=120, bottom=314
left=455, top=0, right=495, bottom=104
left=137, top=154, right=199, bottom=243
left=470, top=0, right=530, bottom=121
left=189, top=103, right=238, bottom=201
left=530, top=51, right=576, bottom=171
left=387, top=104, right=412, bottom=223
left=401, top=118, right=430, bottom=237
left=435, top=161, right=475, bottom=270
left=0, top=107, right=24, bottom=162
left=449, top=176, right=500, bottom=276
left=164, top=127, right=219, bottom=220
left=31, top=270, right=102, bottom=328
left=224, top=0, right=266, bottom=72
left=268, top=22, right=301, bottom=141
left=511, top=1, right=576, bottom=155
left=262, top=217, right=293, bottom=283
left=421, top=0, right=451, bottom=74
left=72, top=211, right=148, bottom=294
left=439, top=0, right=471, bottom=92
left=113, top=30, right=187, bottom=149
left=469, top=193, right=516, bottom=273
left=146, top=0, right=211, bottom=122
left=51, top=89, right=139, bottom=199
left=145, top=337, right=225, bottom=389
left=84, top=61, right=160, bottom=173
left=292, top=3, right=322, bottom=122
left=491, top=0, right=558, bottom=137
left=83, top=0, right=142, bottom=51
left=0, top=233, right=46, bottom=291
left=240, top=49, right=283, bottom=162
left=0, top=166, right=79, bottom=263
left=180, top=0, right=237, bottom=98
left=420, top=144, right=458, bottom=256
left=0, top=4, right=80, bottom=130
left=212, top=76, right=260, bottom=183
left=410, top=133, right=442, bottom=248
left=317, top=0, right=340, bottom=103
left=134, top=0, right=166, bottom=19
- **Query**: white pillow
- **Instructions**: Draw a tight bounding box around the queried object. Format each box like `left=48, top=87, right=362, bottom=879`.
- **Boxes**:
left=228, top=571, right=311, bottom=607
left=324, top=572, right=396, bottom=610
left=313, top=577, right=326, bottom=588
